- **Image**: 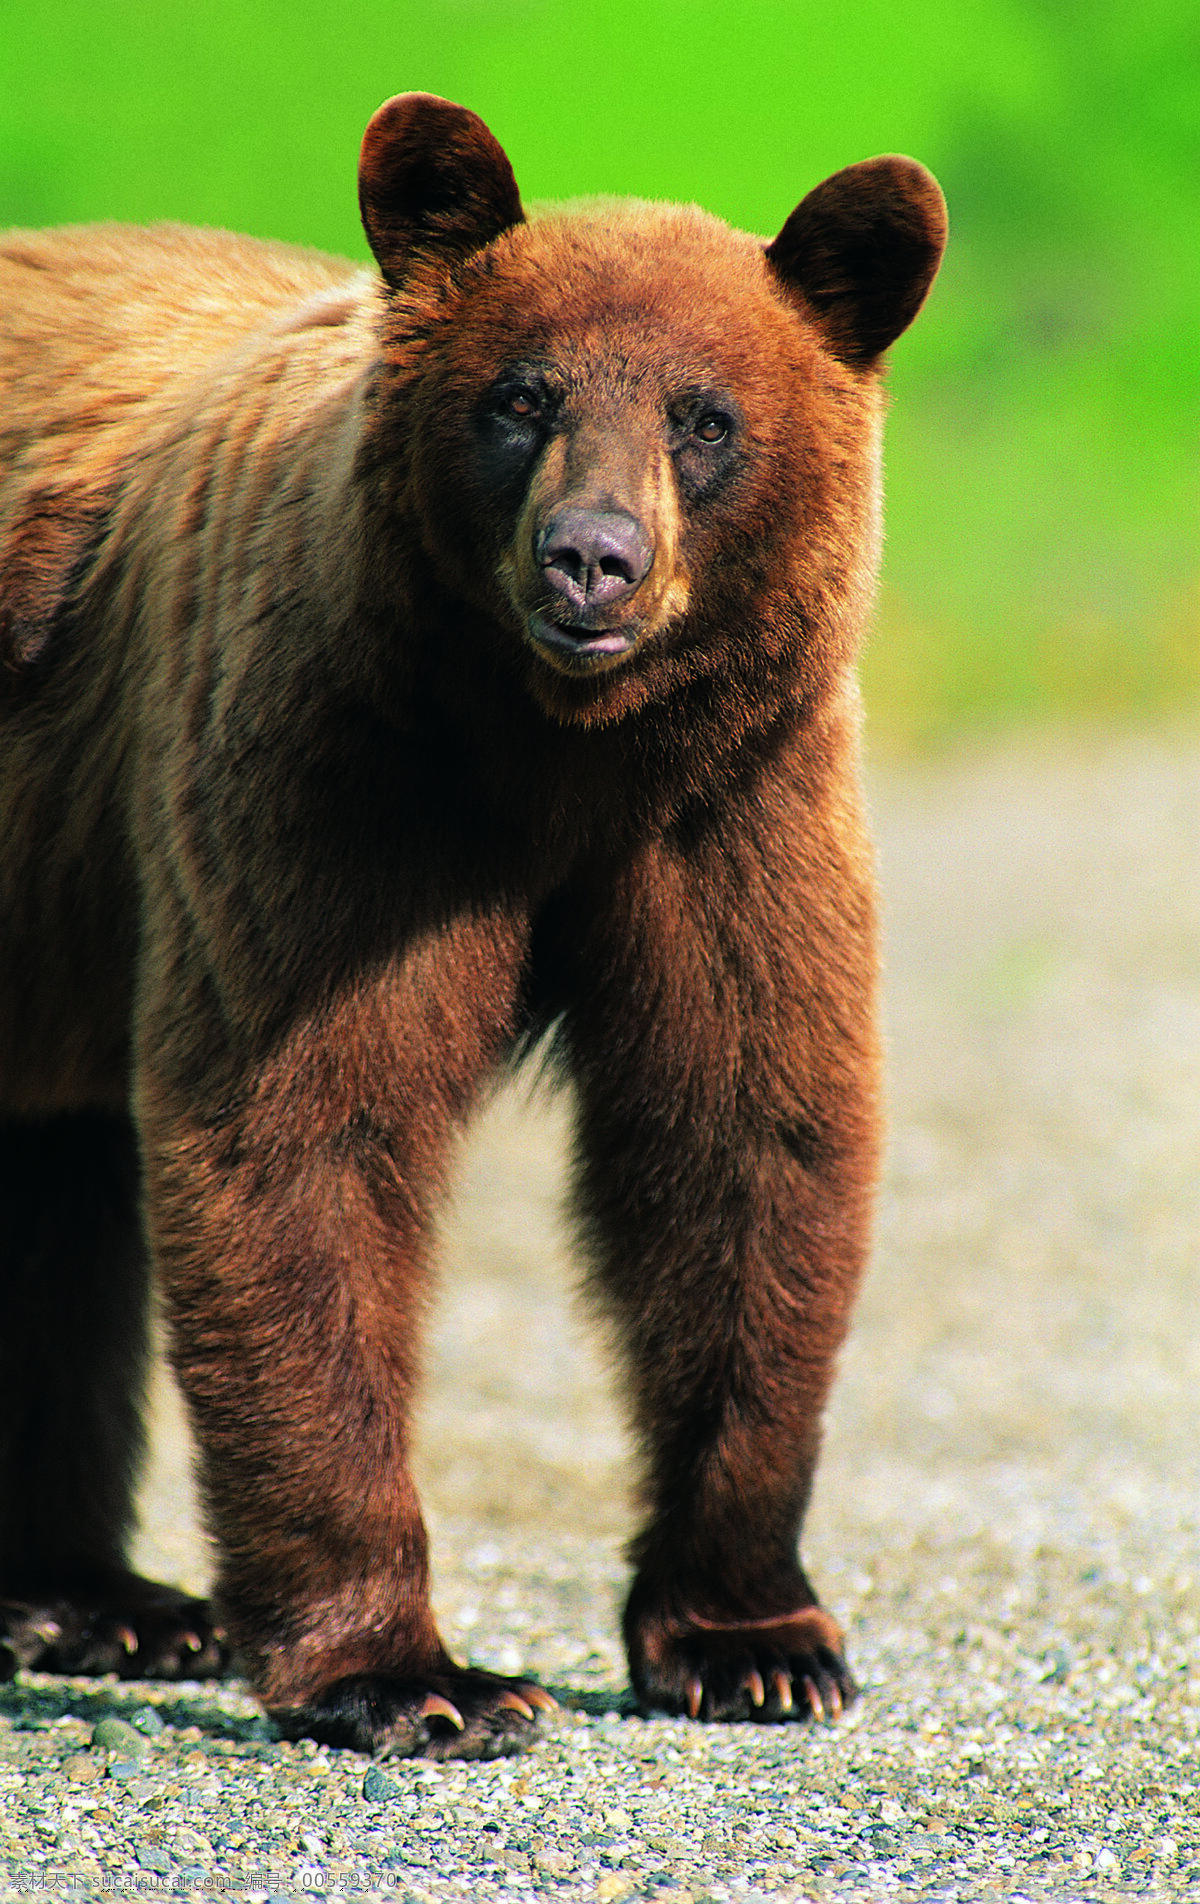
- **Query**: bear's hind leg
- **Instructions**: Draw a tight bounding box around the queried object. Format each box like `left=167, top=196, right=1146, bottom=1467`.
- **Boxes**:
left=0, top=1111, right=227, bottom=1681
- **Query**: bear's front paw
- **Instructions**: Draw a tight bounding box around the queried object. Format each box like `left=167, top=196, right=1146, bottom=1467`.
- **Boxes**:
left=628, top=1603, right=855, bottom=1724
left=270, top=1668, right=557, bottom=1760
left=0, top=1575, right=229, bottom=1682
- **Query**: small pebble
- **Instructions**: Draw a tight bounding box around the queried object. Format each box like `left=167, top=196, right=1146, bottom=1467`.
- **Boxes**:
left=106, top=1758, right=146, bottom=1783
left=63, top=1752, right=102, bottom=1785
left=91, top=1716, right=150, bottom=1758
left=363, top=1764, right=401, bottom=1802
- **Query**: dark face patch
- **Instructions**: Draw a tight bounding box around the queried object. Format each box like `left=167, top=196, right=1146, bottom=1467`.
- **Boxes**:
left=664, top=388, right=746, bottom=504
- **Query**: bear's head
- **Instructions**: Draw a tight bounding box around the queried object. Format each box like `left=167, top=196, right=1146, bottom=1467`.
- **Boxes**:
left=359, top=94, right=946, bottom=729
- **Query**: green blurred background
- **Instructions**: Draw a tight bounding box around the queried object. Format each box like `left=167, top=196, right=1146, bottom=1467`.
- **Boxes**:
left=3, top=0, right=1196, bottom=749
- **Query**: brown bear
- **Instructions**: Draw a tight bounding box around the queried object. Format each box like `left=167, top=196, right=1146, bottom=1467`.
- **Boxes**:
left=0, top=94, right=945, bottom=1758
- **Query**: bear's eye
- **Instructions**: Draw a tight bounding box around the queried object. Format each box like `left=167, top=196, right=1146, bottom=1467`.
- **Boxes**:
left=693, top=412, right=731, bottom=444
left=504, top=389, right=541, bottom=421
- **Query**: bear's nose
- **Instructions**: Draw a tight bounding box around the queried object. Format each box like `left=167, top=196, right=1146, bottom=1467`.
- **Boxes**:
left=536, top=507, right=653, bottom=615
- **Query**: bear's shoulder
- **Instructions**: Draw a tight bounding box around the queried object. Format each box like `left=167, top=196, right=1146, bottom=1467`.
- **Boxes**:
left=0, top=223, right=376, bottom=674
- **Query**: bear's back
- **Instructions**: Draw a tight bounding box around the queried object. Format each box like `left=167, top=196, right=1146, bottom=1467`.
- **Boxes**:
left=1, top=224, right=368, bottom=500
left=1, top=225, right=379, bottom=680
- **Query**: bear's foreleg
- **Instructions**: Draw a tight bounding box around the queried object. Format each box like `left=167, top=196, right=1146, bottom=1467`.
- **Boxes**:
left=135, top=921, right=553, bottom=1757
left=560, top=759, right=880, bottom=1723
left=0, top=1110, right=226, bottom=1680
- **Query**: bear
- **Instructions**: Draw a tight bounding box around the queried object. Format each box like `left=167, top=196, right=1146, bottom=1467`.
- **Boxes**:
left=0, top=93, right=946, bottom=1758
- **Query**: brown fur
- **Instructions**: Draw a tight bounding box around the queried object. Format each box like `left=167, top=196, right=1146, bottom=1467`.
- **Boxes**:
left=0, top=94, right=945, bottom=1753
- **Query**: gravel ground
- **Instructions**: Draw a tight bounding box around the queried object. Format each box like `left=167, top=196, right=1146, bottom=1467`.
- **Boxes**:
left=2, top=727, right=1198, bottom=1903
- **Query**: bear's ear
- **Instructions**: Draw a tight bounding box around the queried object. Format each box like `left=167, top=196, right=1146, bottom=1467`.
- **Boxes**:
left=766, top=156, right=947, bottom=365
left=358, top=93, right=525, bottom=287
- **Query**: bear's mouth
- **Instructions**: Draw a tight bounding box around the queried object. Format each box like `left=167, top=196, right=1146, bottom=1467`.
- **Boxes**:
left=525, top=614, right=637, bottom=673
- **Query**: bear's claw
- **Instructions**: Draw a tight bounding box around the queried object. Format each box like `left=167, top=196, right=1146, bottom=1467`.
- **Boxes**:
left=629, top=1602, right=856, bottom=1726
left=271, top=1668, right=556, bottom=1760
left=0, top=1578, right=230, bottom=1682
